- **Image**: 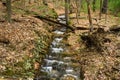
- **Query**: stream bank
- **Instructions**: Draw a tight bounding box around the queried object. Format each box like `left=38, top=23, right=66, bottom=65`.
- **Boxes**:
left=0, top=1, right=59, bottom=79
left=0, top=15, right=53, bottom=79
left=64, top=26, right=120, bottom=80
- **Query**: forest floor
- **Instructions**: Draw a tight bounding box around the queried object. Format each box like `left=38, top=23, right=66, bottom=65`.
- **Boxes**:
left=0, top=1, right=120, bottom=80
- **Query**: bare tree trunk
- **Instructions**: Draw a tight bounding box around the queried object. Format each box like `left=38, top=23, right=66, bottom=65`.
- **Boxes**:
left=65, top=0, right=70, bottom=25
left=69, top=0, right=76, bottom=13
left=78, top=0, right=82, bottom=16
left=99, top=0, right=103, bottom=20
left=86, top=0, right=93, bottom=32
left=102, top=0, right=108, bottom=23
left=69, top=0, right=73, bottom=14
left=75, top=0, right=79, bottom=24
left=76, top=0, right=82, bottom=24
left=6, top=0, right=11, bottom=23
left=102, top=0, right=108, bottom=14
left=92, top=0, right=96, bottom=12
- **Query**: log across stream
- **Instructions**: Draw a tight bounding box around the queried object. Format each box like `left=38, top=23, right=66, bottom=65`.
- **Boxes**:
left=34, top=15, right=80, bottom=80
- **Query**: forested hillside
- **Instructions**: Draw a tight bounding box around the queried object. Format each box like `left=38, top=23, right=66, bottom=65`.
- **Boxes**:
left=0, top=0, right=120, bottom=80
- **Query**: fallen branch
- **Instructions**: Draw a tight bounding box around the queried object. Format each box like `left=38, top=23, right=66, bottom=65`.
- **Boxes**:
left=0, top=37, right=10, bottom=44
left=34, top=15, right=75, bottom=31
left=110, top=25, right=120, bottom=32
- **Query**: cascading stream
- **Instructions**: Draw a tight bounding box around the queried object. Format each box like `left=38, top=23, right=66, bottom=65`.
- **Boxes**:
left=35, top=14, right=80, bottom=80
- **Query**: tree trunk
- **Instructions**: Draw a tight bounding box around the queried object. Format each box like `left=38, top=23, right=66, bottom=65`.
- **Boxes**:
left=102, top=0, right=108, bottom=23
left=65, top=0, right=70, bottom=25
left=69, top=0, right=74, bottom=14
left=75, top=0, right=79, bottom=24
left=99, top=0, right=103, bottom=20
left=92, top=0, right=96, bottom=12
left=102, top=0, right=108, bottom=14
left=6, top=0, right=11, bottom=23
left=78, top=0, right=82, bottom=16
left=75, top=0, right=82, bottom=24
left=86, top=0, right=93, bottom=32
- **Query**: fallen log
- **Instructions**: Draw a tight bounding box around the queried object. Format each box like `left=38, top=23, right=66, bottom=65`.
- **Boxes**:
left=34, top=15, right=75, bottom=31
left=34, top=15, right=94, bottom=31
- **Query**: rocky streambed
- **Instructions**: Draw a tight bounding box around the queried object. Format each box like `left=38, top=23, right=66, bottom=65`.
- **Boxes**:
left=34, top=15, right=80, bottom=80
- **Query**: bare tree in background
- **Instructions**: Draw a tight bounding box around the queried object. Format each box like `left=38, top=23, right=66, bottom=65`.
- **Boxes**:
left=102, top=0, right=108, bottom=23
left=65, top=0, right=70, bottom=25
left=102, top=0, right=108, bottom=14
left=76, top=0, right=82, bottom=24
left=92, top=0, right=96, bottom=12
left=69, top=0, right=73, bottom=14
left=78, top=0, right=82, bottom=16
left=6, top=0, right=11, bottom=23
left=86, top=0, right=93, bottom=32
left=99, top=0, right=103, bottom=20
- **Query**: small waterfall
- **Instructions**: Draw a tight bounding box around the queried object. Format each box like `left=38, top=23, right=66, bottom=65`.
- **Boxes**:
left=34, top=14, right=80, bottom=80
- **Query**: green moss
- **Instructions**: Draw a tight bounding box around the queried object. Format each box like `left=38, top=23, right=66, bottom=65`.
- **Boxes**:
left=0, top=30, right=52, bottom=79
left=1, top=56, right=35, bottom=78
left=1, top=35, right=51, bottom=78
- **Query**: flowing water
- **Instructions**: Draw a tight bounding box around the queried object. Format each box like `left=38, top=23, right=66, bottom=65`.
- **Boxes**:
left=34, top=15, right=80, bottom=80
